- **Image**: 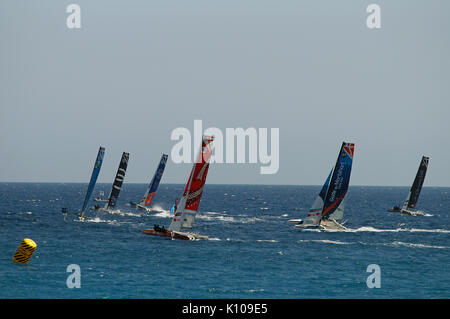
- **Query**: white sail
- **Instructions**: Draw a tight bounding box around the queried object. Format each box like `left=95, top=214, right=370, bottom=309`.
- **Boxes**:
left=327, top=197, right=345, bottom=221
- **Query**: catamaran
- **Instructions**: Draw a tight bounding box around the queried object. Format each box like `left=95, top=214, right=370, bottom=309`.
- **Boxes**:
left=142, top=136, right=214, bottom=240
left=96, top=152, right=130, bottom=212
left=78, top=146, right=105, bottom=220
left=130, top=154, right=168, bottom=212
left=289, top=142, right=355, bottom=231
left=388, top=156, right=429, bottom=216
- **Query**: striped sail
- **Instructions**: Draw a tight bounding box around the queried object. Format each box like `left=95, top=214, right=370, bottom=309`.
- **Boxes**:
left=321, top=142, right=355, bottom=221
left=80, top=146, right=105, bottom=218
left=106, top=152, right=130, bottom=209
left=169, top=136, right=214, bottom=231
left=140, top=154, right=168, bottom=207
left=402, top=156, right=429, bottom=210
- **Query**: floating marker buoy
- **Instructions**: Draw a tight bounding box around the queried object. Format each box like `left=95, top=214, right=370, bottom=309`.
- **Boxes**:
left=13, top=238, right=37, bottom=264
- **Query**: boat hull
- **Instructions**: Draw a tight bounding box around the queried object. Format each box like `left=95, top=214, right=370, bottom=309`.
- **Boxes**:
left=142, top=229, right=191, bottom=240
left=142, top=229, right=210, bottom=240
left=294, top=219, right=347, bottom=232
left=388, top=207, right=426, bottom=216
left=130, top=202, right=152, bottom=212
left=400, top=209, right=426, bottom=216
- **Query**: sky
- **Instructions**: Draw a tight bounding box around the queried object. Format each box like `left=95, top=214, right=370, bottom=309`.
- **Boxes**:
left=1, top=0, right=449, bottom=186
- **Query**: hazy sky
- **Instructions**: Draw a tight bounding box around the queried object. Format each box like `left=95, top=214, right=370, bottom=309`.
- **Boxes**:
left=1, top=1, right=449, bottom=186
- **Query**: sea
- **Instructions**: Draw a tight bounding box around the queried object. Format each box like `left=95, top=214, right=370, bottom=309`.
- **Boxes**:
left=0, top=183, right=449, bottom=299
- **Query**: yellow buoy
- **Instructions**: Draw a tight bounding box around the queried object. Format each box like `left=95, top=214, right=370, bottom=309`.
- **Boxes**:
left=13, top=238, right=37, bottom=264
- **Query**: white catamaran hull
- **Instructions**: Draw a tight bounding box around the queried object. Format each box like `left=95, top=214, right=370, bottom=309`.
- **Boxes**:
left=135, top=203, right=152, bottom=212
left=400, top=209, right=427, bottom=216
left=294, top=219, right=347, bottom=232
left=142, top=228, right=209, bottom=241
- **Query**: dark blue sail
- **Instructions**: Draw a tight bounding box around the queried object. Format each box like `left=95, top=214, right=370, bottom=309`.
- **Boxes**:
left=321, top=142, right=355, bottom=219
left=80, top=146, right=105, bottom=217
left=106, top=152, right=129, bottom=209
left=319, top=169, right=333, bottom=201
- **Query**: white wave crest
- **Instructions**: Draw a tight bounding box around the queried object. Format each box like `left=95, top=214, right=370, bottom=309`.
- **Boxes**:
left=106, top=209, right=142, bottom=217
left=298, top=239, right=351, bottom=245
left=390, top=241, right=449, bottom=249
left=346, top=227, right=450, bottom=233
left=81, top=217, right=119, bottom=225
left=151, top=205, right=173, bottom=218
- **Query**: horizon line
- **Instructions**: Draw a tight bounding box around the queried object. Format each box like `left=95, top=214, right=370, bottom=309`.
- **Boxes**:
left=0, top=181, right=448, bottom=188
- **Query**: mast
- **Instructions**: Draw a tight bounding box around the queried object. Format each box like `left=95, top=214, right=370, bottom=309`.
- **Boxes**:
left=105, top=152, right=130, bottom=210
left=168, top=135, right=214, bottom=231
left=321, top=142, right=355, bottom=221
left=141, top=154, right=168, bottom=207
left=402, top=156, right=429, bottom=210
left=80, top=146, right=105, bottom=218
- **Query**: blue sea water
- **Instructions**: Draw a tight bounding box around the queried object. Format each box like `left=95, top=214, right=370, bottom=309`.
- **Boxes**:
left=0, top=183, right=449, bottom=299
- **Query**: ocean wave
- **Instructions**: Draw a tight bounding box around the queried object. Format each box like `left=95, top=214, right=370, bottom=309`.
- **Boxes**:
left=346, top=227, right=450, bottom=233
left=16, top=211, right=33, bottom=215
left=298, top=239, right=352, bottom=245
left=78, top=217, right=119, bottom=225
left=196, top=213, right=264, bottom=224
left=105, top=209, right=143, bottom=217
left=150, top=205, right=172, bottom=218
left=389, top=241, right=449, bottom=249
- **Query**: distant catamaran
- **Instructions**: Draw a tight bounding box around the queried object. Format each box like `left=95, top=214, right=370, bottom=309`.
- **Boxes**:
left=289, top=142, right=355, bottom=231
left=78, top=146, right=105, bottom=220
left=97, top=152, right=130, bottom=212
left=388, top=156, right=429, bottom=216
left=130, top=154, right=168, bottom=212
left=142, top=136, right=214, bottom=240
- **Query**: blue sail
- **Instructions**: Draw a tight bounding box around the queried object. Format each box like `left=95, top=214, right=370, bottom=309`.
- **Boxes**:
left=80, top=146, right=105, bottom=216
left=319, top=169, right=333, bottom=201
left=321, top=142, right=355, bottom=219
left=141, top=154, right=168, bottom=207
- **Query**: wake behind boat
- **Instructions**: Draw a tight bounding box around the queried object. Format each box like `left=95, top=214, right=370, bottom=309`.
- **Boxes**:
left=142, top=136, right=214, bottom=240
left=388, top=156, right=429, bottom=216
left=129, top=154, right=168, bottom=212
left=289, top=142, right=355, bottom=232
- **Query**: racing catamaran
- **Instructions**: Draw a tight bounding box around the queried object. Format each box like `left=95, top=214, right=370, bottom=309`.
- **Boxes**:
left=96, top=152, right=130, bottom=212
left=142, top=136, right=214, bottom=240
left=130, top=154, right=168, bottom=212
left=388, top=156, right=429, bottom=216
left=78, top=146, right=105, bottom=220
left=289, top=142, right=355, bottom=231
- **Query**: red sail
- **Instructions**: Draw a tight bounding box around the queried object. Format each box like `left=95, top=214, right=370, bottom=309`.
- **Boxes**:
left=182, top=136, right=214, bottom=212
